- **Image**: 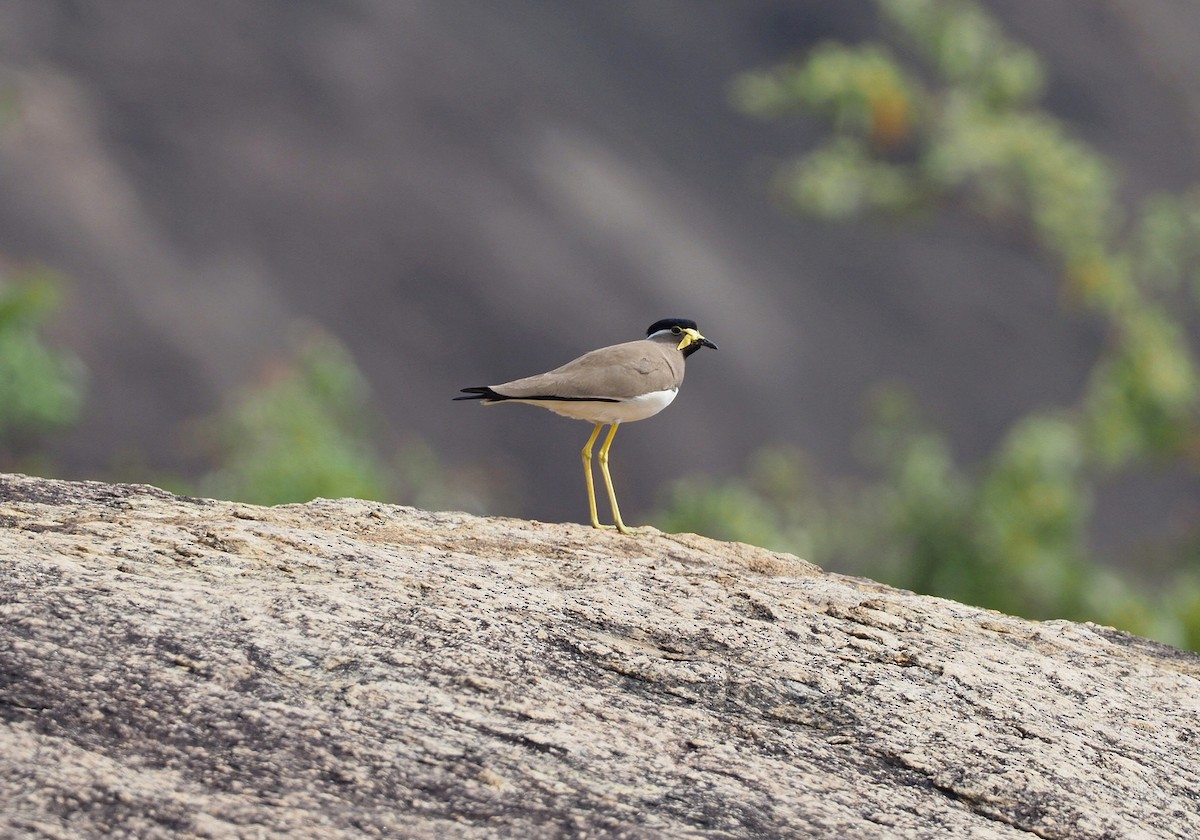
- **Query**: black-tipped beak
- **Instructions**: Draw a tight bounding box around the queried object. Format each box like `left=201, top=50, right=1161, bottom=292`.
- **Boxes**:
left=699, top=337, right=718, bottom=350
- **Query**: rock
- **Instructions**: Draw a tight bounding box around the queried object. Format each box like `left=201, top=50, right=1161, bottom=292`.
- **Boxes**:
left=1, top=473, right=1198, bottom=839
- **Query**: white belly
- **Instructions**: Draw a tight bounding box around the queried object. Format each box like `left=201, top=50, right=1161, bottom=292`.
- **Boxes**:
left=515, top=388, right=678, bottom=424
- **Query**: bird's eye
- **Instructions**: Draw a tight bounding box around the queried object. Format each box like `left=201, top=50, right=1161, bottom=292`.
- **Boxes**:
left=671, top=326, right=682, bottom=335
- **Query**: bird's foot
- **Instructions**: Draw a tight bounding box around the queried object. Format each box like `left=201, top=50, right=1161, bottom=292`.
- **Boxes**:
left=589, top=521, right=639, bottom=535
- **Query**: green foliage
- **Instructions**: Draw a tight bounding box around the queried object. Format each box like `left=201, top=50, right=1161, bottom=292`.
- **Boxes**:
left=681, top=0, right=1200, bottom=650
left=882, top=0, right=1044, bottom=106
left=0, top=267, right=84, bottom=452
left=197, top=329, right=393, bottom=506
left=659, top=445, right=832, bottom=557
left=193, top=327, right=497, bottom=513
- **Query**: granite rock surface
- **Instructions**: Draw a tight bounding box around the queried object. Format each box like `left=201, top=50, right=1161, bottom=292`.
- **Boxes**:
left=2, top=473, right=1198, bottom=838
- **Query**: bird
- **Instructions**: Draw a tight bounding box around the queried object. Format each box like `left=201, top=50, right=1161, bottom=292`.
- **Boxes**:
left=455, top=318, right=717, bottom=534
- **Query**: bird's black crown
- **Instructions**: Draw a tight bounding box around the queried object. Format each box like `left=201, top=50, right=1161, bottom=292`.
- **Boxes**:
left=645, top=318, right=699, bottom=337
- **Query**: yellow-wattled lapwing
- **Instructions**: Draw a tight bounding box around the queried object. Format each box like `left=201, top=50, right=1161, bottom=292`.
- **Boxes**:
left=455, top=318, right=717, bottom=533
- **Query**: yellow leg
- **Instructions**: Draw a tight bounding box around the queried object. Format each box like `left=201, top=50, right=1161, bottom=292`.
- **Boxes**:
left=581, top=422, right=609, bottom=530
left=598, top=422, right=633, bottom=534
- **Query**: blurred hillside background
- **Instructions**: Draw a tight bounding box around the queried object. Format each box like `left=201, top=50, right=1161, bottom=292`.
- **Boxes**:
left=3, top=0, right=1200, bottom=648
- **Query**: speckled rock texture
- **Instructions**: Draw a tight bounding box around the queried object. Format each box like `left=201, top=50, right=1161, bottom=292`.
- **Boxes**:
left=2, top=473, right=1198, bottom=839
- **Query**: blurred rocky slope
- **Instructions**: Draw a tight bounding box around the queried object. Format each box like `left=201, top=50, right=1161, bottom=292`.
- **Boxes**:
left=3, top=472, right=1200, bottom=837
left=1, top=1, right=1199, bottom=524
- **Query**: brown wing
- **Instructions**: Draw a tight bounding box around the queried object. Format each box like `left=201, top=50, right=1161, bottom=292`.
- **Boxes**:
left=491, top=340, right=684, bottom=400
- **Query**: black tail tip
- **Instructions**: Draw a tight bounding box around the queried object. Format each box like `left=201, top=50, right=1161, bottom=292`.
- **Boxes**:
left=454, top=386, right=500, bottom=401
